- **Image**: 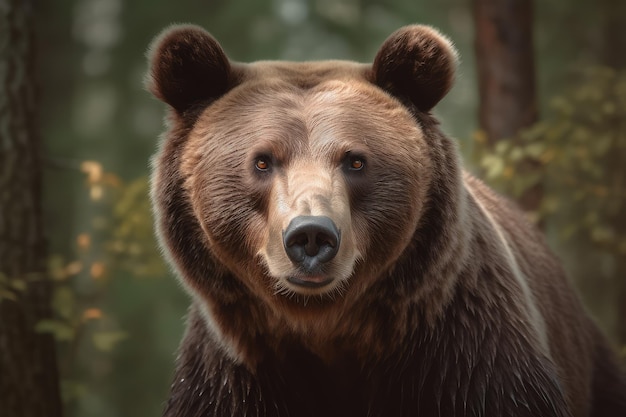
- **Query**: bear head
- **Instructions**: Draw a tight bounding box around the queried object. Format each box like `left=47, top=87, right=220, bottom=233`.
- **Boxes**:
left=146, top=25, right=459, bottom=350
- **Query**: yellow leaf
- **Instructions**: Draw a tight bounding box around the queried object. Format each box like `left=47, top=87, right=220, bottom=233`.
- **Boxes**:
left=76, top=234, right=91, bottom=250
left=80, top=160, right=103, bottom=183
left=103, top=173, right=122, bottom=188
left=65, top=261, right=83, bottom=276
left=83, top=308, right=103, bottom=321
left=90, top=262, right=106, bottom=280
left=473, top=130, right=488, bottom=145
left=540, top=149, right=555, bottom=164
left=90, top=185, right=104, bottom=201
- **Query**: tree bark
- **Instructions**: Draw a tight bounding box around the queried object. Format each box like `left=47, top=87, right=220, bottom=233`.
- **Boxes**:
left=599, top=0, right=626, bottom=69
left=597, top=0, right=626, bottom=351
left=473, top=0, right=542, bottom=214
left=0, top=1, right=63, bottom=416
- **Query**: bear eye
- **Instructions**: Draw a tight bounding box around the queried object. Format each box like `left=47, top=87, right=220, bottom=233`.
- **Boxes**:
left=345, top=153, right=366, bottom=172
left=350, top=158, right=364, bottom=171
left=254, top=157, right=271, bottom=172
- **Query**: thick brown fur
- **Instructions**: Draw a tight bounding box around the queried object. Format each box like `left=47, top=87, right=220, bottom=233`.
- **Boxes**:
left=146, top=25, right=626, bottom=417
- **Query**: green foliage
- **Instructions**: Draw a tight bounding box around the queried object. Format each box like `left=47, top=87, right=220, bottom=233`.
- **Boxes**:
left=40, top=162, right=167, bottom=410
left=107, top=176, right=165, bottom=277
left=35, top=319, right=76, bottom=341
left=0, top=272, right=28, bottom=302
left=45, top=162, right=165, bottom=331
left=92, top=331, right=128, bottom=352
left=477, top=67, right=626, bottom=256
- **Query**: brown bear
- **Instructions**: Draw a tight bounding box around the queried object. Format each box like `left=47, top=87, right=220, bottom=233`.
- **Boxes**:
left=146, top=24, right=626, bottom=417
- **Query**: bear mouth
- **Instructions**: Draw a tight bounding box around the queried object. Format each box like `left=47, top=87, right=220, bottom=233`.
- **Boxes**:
left=287, top=276, right=334, bottom=288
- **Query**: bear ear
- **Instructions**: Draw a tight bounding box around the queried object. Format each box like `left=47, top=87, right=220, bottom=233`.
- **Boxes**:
left=372, top=25, right=458, bottom=112
left=146, top=25, right=234, bottom=114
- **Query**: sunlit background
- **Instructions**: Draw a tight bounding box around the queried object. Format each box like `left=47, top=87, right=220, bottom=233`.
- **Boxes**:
left=34, top=1, right=625, bottom=416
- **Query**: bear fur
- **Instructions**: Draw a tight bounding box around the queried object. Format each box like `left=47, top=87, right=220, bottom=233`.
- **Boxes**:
left=146, top=24, right=626, bottom=417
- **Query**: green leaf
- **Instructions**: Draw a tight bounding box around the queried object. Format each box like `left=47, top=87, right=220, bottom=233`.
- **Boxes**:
left=10, top=278, right=27, bottom=292
left=525, top=143, right=545, bottom=159
left=35, top=319, right=75, bottom=341
left=48, top=255, right=67, bottom=280
left=494, top=140, right=510, bottom=155
left=60, top=380, right=88, bottom=403
left=541, top=196, right=560, bottom=214
left=591, top=226, right=614, bottom=244
left=509, top=146, right=525, bottom=162
left=0, top=289, right=17, bottom=302
left=92, top=331, right=128, bottom=352
left=52, top=287, right=75, bottom=320
left=481, top=154, right=504, bottom=180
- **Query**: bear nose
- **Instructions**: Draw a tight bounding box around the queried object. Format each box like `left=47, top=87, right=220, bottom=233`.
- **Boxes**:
left=283, top=216, right=340, bottom=272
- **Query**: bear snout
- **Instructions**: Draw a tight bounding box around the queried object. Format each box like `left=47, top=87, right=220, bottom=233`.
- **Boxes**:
left=282, top=216, right=341, bottom=275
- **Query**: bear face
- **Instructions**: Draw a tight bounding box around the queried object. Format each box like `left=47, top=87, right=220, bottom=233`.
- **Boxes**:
left=181, top=74, right=432, bottom=298
left=147, top=25, right=458, bottom=322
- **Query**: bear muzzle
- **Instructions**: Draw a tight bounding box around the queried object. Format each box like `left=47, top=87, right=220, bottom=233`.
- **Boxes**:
left=282, top=215, right=341, bottom=287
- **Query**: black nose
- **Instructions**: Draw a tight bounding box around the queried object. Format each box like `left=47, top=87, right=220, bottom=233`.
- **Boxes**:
left=283, top=216, right=340, bottom=272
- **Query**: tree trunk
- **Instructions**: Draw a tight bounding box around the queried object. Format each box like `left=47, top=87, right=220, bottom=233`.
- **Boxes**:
left=597, top=0, right=626, bottom=351
left=0, top=1, right=63, bottom=416
left=473, top=0, right=542, bottom=214
left=599, top=0, right=626, bottom=69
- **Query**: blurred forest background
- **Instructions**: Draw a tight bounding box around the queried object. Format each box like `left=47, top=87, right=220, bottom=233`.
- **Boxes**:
left=1, top=0, right=625, bottom=416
